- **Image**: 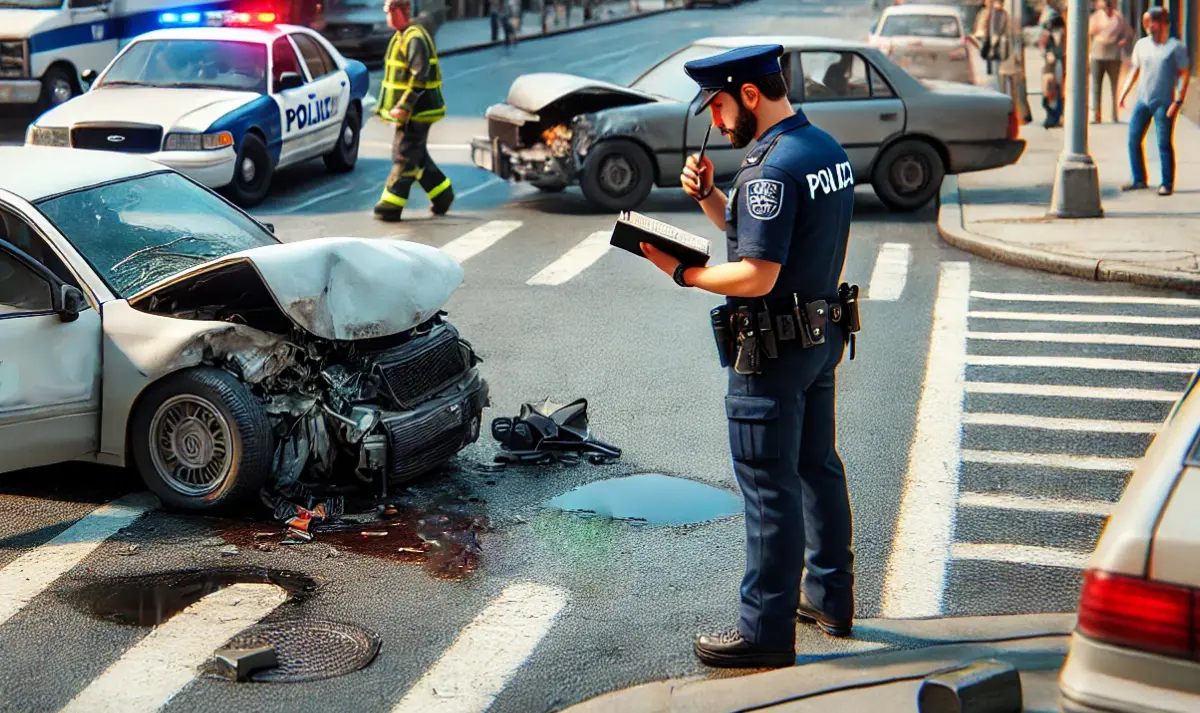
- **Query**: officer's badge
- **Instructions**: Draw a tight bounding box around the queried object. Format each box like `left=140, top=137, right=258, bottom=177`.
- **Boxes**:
left=745, top=178, right=784, bottom=220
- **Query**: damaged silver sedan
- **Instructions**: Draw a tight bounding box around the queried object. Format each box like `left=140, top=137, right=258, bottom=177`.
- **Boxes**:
left=0, top=146, right=488, bottom=512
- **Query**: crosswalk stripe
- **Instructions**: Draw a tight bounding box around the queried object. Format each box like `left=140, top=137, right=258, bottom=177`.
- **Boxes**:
left=882, top=261, right=970, bottom=619
left=964, top=381, right=1183, bottom=401
left=961, top=449, right=1138, bottom=472
left=963, top=412, right=1162, bottom=434
left=969, top=311, right=1200, bottom=326
left=0, top=493, right=156, bottom=628
left=966, top=355, right=1198, bottom=374
left=959, top=492, right=1113, bottom=517
left=526, top=231, right=611, bottom=286
left=967, top=331, right=1200, bottom=349
left=970, top=291, right=1200, bottom=307
left=866, top=242, right=911, bottom=301
left=59, top=583, right=287, bottom=713
left=390, top=582, right=568, bottom=713
left=439, top=220, right=521, bottom=263
left=951, top=543, right=1090, bottom=569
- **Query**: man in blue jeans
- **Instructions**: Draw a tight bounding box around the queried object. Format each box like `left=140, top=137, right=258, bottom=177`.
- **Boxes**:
left=1119, top=6, right=1191, bottom=196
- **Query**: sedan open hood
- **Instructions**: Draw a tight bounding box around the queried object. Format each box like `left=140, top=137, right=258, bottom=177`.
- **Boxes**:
left=506, top=73, right=662, bottom=113
left=130, top=237, right=465, bottom=341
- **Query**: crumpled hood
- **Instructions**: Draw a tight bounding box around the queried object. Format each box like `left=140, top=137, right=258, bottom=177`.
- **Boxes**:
left=133, top=237, right=466, bottom=341
left=35, top=87, right=260, bottom=133
left=4, top=9, right=57, bottom=42
left=506, top=72, right=661, bottom=113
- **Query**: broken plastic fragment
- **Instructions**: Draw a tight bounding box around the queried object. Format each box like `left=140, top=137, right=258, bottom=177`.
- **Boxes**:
left=211, top=645, right=280, bottom=682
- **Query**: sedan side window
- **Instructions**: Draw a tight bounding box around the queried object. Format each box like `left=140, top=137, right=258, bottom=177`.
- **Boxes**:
left=290, top=33, right=336, bottom=79
left=272, top=37, right=305, bottom=92
left=799, top=51, right=873, bottom=101
left=0, top=207, right=77, bottom=287
left=0, top=250, right=53, bottom=317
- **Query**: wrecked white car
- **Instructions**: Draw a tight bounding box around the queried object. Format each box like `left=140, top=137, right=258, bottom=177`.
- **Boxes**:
left=0, top=146, right=488, bottom=512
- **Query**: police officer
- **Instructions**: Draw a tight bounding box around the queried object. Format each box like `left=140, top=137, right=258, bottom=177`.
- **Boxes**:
left=639, top=45, right=858, bottom=668
left=374, top=0, right=454, bottom=222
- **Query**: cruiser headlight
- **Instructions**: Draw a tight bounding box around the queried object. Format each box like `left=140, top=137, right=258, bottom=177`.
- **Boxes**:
left=163, top=131, right=234, bottom=151
left=26, top=126, right=70, bottom=147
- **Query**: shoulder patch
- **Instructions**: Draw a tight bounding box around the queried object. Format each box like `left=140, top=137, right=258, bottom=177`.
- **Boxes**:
left=744, top=178, right=784, bottom=220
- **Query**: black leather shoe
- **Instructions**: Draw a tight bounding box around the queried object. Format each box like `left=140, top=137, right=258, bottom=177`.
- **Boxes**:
left=693, top=629, right=794, bottom=668
left=796, top=598, right=852, bottom=637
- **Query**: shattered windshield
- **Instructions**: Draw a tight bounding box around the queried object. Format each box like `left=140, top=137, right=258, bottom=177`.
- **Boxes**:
left=34, top=171, right=278, bottom=298
left=97, top=39, right=268, bottom=93
left=629, top=44, right=725, bottom=101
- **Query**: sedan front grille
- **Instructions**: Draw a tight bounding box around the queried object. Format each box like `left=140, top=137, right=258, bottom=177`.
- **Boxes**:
left=381, top=381, right=487, bottom=482
left=0, top=40, right=27, bottom=78
left=71, top=124, right=163, bottom=153
left=368, top=323, right=472, bottom=410
left=488, top=117, right=521, bottom=148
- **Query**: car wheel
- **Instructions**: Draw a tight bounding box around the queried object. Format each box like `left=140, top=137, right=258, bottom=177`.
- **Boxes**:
left=226, top=133, right=274, bottom=207
left=870, top=139, right=945, bottom=212
left=323, top=103, right=361, bottom=173
left=36, top=66, right=77, bottom=113
left=580, top=139, right=654, bottom=212
left=131, top=367, right=274, bottom=513
left=531, top=180, right=566, bottom=193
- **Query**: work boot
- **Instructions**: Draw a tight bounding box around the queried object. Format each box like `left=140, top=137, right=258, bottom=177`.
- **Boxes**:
left=431, top=186, right=455, bottom=216
left=796, top=595, right=853, bottom=638
left=693, top=629, right=794, bottom=669
left=373, top=201, right=403, bottom=222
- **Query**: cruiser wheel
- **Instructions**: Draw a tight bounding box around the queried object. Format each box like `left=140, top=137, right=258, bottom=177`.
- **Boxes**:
left=226, top=133, right=274, bottom=207
left=131, top=367, right=274, bottom=513
left=324, top=104, right=361, bottom=173
left=36, top=67, right=77, bottom=113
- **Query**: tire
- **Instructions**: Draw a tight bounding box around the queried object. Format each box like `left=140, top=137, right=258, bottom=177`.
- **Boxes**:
left=226, top=132, right=274, bottom=207
left=579, top=139, right=655, bottom=212
left=870, top=139, right=946, bottom=212
left=36, top=66, right=78, bottom=114
left=323, top=103, right=361, bottom=173
left=130, top=367, right=275, bottom=513
left=531, top=180, right=566, bottom=193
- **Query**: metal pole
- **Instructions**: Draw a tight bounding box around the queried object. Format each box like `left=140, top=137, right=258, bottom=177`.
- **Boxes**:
left=1048, top=0, right=1104, bottom=217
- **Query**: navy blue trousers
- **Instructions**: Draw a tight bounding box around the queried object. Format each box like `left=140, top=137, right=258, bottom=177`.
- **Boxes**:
left=725, top=324, right=853, bottom=649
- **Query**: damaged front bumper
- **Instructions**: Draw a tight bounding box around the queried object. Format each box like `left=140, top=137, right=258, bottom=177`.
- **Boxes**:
left=470, top=103, right=577, bottom=186
left=376, top=367, right=489, bottom=482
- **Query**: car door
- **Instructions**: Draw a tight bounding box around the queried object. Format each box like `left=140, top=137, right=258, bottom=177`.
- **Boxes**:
left=286, top=32, right=348, bottom=160
left=65, top=0, right=119, bottom=79
left=795, top=49, right=907, bottom=180
left=0, top=207, right=102, bottom=474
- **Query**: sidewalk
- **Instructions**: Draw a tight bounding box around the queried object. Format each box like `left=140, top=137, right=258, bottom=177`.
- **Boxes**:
left=937, top=48, right=1200, bottom=293
left=431, top=0, right=676, bottom=55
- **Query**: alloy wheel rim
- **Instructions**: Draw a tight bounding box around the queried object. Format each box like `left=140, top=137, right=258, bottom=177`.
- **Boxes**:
left=52, top=78, right=72, bottom=105
left=891, top=154, right=929, bottom=195
left=148, top=394, right=234, bottom=496
left=599, top=154, right=636, bottom=195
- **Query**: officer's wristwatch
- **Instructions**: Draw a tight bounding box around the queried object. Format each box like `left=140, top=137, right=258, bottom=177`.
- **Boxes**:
left=672, top=263, right=689, bottom=287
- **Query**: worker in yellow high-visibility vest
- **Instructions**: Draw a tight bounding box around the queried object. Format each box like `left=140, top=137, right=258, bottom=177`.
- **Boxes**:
left=374, top=0, right=453, bottom=222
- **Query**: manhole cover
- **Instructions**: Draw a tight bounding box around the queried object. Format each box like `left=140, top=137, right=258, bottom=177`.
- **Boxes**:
left=202, top=619, right=381, bottom=683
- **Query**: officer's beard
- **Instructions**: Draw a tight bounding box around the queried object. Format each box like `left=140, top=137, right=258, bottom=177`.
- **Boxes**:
left=720, top=102, right=757, bottom=149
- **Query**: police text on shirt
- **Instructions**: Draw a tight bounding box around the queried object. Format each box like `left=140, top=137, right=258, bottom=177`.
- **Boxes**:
left=806, top=161, right=854, bottom=200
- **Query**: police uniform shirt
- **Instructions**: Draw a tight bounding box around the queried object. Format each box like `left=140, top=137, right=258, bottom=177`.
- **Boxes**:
left=725, top=110, right=854, bottom=301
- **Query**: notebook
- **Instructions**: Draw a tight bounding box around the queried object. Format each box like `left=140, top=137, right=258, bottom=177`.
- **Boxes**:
left=609, top=210, right=712, bottom=267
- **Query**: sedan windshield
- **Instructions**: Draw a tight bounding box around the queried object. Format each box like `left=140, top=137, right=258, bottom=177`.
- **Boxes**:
left=879, top=14, right=962, bottom=38
left=97, top=39, right=268, bottom=93
left=629, top=44, right=726, bottom=101
left=34, top=172, right=278, bottom=298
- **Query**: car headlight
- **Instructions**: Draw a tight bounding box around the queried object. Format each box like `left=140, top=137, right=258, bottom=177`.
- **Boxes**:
left=26, top=126, right=70, bottom=147
left=163, top=131, right=234, bottom=151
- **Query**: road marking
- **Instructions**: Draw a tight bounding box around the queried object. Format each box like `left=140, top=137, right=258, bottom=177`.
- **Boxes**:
left=969, top=311, right=1200, bottom=326
left=951, top=543, right=1090, bottom=569
left=967, top=331, right=1200, bottom=349
left=60, top=583, right=287, bottom=713
left=964, top=381, right=1183, bottom=402
left=866, top=242, right=911, bottom=301
left=959, top=492, right=1113, bottom=517
left=454, top=176, right=505, bottom=200
left=961, top=449, right=1138, bottom=472
left=0, top=493, right=155, bottom=628
left=882, top=261, right=970, bottom=619
left=439, top=219, right=521, bottom=263
left=526, top=231, right=611, bottom=286
left=963, top=412, right=1162, bottom=434
left=390, top=582, right=568, bottom=713
left=276, top=185, right=355, bottom=214
left=966, top=355, right=1198, bottom=374
left=970, top=291, right=1200, bottom=307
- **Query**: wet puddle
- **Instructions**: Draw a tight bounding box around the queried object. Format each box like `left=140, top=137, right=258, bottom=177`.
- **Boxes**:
left=543, top=474, right=742, bottom=525
left=69, top=567, right=316, bottom=626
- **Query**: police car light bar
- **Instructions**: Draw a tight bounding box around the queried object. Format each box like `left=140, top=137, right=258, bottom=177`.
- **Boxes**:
left=159, top=9, right=229, bottom=25
left=224, top=10, right=278, bottom=24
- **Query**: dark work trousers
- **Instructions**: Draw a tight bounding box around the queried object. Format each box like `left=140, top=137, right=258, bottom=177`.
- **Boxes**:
left=1090, top=58, right=1121, bottom=120
left=381, top=120, right=452, bottom=211
left=726, top=322, right=853, bottom=649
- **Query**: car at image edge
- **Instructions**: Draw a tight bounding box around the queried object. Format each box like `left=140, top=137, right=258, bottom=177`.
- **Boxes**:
left=867, top=4, right=987, bottom=87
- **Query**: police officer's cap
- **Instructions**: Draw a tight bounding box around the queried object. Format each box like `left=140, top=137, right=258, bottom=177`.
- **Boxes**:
left=683, top=44, right=785, bottom=116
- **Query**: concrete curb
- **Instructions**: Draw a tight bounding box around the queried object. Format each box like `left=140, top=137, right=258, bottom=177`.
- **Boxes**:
left=437, top=4, right=686, bottom=57
left=936, top=176, right=1200, bottom=294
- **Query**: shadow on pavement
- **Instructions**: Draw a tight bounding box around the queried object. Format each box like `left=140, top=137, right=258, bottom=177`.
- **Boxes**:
left=0, top=463, right=142, bottom=507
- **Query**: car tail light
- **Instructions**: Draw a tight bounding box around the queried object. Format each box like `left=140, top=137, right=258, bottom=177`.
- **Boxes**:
left=1078, top=569, right=1197, bottom=659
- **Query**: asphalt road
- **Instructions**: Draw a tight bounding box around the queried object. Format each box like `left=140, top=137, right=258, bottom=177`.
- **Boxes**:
left=3, top=1, right=1200, bottom=712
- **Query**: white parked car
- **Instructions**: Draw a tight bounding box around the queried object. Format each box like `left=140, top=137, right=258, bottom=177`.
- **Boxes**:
left=867, top=4, right=986, bottom=86
left=0, top=146, right=488, bottom=512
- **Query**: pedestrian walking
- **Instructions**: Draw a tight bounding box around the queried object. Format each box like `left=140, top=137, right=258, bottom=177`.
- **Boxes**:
left=489, top=0, right=505, bottom=41
left=1088, top=0, right=1133, bottom=123
left=1038, top=3, right=1066, bottom=128
left=374, top=0, right=454, bottom=222
left=974, top=0, right=1010, bottom=76
left=1119, top=6, right=1191, bottom=196
left=639, top=45, right=861, bottom=669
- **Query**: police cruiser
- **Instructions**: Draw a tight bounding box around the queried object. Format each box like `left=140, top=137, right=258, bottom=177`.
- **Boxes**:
left=24, top=19, right=370, bottom=206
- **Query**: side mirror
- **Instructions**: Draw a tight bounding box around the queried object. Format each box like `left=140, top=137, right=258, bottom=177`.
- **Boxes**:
left=277, top=72, right=304, bottom=91
left=57, top=284, right=85, bottom=322
left=81, top=68, right=97, bottom=86
left=262, top=222, right=275, bottom=234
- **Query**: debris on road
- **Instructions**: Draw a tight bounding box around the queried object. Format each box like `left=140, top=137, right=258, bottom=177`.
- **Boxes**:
left=220, top=545, right=240, bottom=557
left=115, top=544, right=140, bottom=556
left=491, top=398, right=621, bottom=464
left=201, top=619, right=381, bottom=683
left=210, top=645, right=280, bottom=682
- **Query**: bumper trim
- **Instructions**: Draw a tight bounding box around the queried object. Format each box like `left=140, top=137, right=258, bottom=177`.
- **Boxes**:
left=0, top=79, right=42, bottom=105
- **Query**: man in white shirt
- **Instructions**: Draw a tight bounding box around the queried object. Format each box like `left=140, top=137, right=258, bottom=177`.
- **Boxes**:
left=1088, top=0, right=1133, bottom=123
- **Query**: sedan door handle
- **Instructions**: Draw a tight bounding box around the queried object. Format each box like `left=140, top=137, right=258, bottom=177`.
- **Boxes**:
left=880, top=112, right=898, bottom=121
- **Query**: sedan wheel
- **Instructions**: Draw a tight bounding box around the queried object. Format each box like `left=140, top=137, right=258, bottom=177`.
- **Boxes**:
left=871, top=139, right=946, bottom=212
left=149, top=394, right=234, bottom=497
left=580, top=139, right=655, bottom=212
